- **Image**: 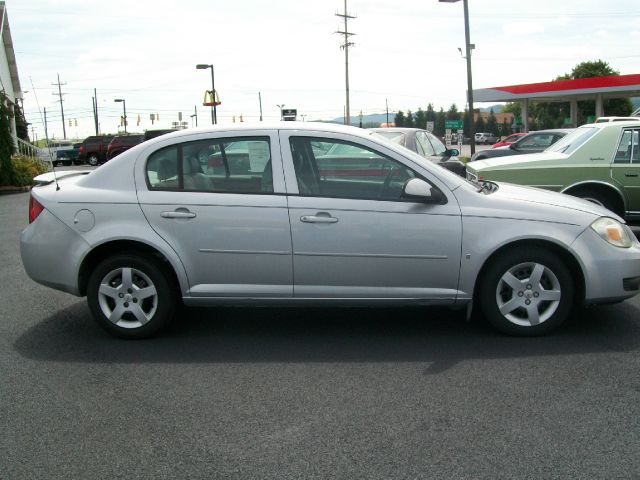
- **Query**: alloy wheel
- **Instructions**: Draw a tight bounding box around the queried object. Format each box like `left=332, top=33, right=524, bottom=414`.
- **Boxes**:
left=495, top=262, right=562, bottom=327
left=97, top=267, right=158, bottom=329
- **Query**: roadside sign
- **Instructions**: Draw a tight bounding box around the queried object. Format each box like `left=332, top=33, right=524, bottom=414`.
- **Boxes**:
left=426, top=121, right=434, bottom=132
left=445, top=120, right=463, bottom=130
left=282, top=109, right=297, bottom=121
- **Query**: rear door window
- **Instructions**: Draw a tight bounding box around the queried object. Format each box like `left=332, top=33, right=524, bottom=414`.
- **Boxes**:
left=145, top=137, right=273, bottom=194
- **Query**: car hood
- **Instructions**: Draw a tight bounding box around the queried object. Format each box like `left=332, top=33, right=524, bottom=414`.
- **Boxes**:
left=469, top=151, right=561, bottom=171
left=487, top=182, right=623, bottom=222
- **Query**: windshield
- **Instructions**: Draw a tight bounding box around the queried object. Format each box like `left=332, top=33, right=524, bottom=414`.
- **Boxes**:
left=546, top=127, right=598, bottom=154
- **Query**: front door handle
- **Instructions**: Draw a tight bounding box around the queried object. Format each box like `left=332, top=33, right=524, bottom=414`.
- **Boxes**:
left=161, top=209, right=197, bottom=219
left=300, top=213, right=338, bottom=224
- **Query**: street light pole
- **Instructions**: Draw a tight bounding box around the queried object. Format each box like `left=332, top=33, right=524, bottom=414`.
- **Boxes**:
left=196, top=64, right=217, bottom=125
left=114, top=98, right=127, bottom=133
left=440, top=0, right=475, bottom=155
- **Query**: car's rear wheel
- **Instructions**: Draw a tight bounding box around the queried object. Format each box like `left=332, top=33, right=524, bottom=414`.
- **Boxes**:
left=87, top=254, right=177, bottom=339
left=87, top=154, right=99, bottom=166
left=479, top=247, right=574, bottom=336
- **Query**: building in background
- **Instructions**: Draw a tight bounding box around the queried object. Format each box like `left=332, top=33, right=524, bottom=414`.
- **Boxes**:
left=0, top=1, right=22, bottom=139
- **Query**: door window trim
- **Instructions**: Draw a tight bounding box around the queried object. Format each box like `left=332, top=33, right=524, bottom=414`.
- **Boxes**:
left=286, top=135, right=446, bottom=204
left=144, top=135, right=277, bottom=195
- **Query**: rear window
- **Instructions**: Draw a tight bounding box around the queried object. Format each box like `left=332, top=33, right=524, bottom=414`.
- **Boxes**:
left=546, top=127, right=598, bottom=155
left=375, top=131, right=406, bottom=146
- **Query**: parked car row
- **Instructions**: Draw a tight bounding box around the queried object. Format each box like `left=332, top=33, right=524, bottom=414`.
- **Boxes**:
left=470, top=129, right=573, bottom=162
left=55, top=129, right=178, bottom=167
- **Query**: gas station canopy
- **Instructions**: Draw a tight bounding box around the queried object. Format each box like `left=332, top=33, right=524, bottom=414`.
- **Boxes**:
left=473, top=73, right=640, bottom=130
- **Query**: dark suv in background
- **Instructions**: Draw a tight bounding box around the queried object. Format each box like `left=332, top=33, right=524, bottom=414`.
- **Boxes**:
left=78, top=135, right=115, bottom=166
left=106, top=134, right=144, bottom=160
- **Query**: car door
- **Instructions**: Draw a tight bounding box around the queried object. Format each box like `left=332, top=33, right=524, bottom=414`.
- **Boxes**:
left=279, top=131, right=463, bottom=300
left=136, top=130, right=293, bottom=298
left=610, top=128, right=640, bottom=214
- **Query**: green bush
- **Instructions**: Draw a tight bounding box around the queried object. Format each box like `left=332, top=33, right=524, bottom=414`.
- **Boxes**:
left=9, top=156, right=50, bottom=187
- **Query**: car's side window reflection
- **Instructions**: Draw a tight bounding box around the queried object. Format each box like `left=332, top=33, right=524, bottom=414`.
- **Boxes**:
left=147, top=146, right=180, bottom=189
left=289, top=137, right=418, bottom=201
left=146, top=137, right=273, bottom=193
left=614, top=130, right=639, bottom=164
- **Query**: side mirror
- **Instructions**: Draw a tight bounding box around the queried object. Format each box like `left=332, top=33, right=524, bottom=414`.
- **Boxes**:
left=445, top=148, right=459, bottom=157
left=402, top=178, right=443, bottom=203
left=509, top=143, right=518, bottom=150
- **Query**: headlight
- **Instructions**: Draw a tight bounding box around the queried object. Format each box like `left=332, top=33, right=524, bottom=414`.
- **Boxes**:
left=590, top=217, right=633, bottom=248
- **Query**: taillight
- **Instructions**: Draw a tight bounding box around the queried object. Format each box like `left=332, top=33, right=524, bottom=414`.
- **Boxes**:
left=79, top=145, right=86, bottom=154
left=28, top=195, right=45, bottom=224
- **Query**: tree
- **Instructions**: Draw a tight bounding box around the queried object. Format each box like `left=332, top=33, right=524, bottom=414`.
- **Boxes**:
left=558, top=59, right=618, bottom=80
left=435, top=108, right=446, bottom=138
left=446, top=103, right=460, bottom=121
left=486, top=109, right=498, bottom=136
left=503, top=102, right=521, bottom=118
left=414, top=108, right=426, bottom=130
left=14, top=102, right=29, bottom=142
left=0, top=95, right=14, bottom=185
left=405, top=110, right=414, bottom=128
left=474, top=113, right=486, bottom=134
left=425, top=103, right=436, bottom=123
left=394, top=110, right=406, bottom=127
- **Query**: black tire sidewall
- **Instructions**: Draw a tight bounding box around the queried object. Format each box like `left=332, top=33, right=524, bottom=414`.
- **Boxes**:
left=479, top=247, right=574, bottom=336
left=574, top=189, right=619, bottom=216
left=87, top=254, right=177, bottom=339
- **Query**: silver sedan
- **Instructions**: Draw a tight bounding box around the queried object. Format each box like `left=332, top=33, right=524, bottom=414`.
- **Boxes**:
left=21, top=123, right=640, bottom=338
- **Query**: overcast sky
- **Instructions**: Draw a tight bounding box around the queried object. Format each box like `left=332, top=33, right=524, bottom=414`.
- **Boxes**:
left=11, top=0, right=640, bottom=140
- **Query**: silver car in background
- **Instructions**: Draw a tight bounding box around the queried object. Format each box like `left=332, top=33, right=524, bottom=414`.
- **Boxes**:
left=21, top=123, right=640, bottom=338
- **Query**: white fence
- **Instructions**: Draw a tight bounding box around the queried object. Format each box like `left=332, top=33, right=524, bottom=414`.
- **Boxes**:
left=15, top=136, right=52, bottom=160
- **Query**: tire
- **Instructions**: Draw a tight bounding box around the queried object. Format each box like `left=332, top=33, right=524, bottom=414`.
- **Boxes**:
left=479, top=247, right=574, bottom=336
left=87, top=254, right=177, bottom=339
left=87, top=154, right=100, bottom=166
left=571, top=188, right=622, bottom=217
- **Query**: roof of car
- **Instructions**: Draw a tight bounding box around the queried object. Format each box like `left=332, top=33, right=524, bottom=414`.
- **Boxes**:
left=369, top=127, right=427, bottom=134
left=523, top=128, right=574, bottom=134
left=140, top=122, right=378, bottom=147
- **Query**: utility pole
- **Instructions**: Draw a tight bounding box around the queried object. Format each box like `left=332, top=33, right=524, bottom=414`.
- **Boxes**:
left=386, top=98, right=389, bottom=127
left=336, top=0, right=355, bottom=126
left=52, top=73, right=67, bottom=139
left=44, top=107, right=49, bottom=141
left=94, top=88, right=99, bottom=135
left=259, top=92, right=263, bottom=121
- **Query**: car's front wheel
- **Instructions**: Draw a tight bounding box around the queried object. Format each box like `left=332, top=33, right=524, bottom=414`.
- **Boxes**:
left=479, top=247, right=574, bottom=336
left=87, top=254, right=177, bottom=338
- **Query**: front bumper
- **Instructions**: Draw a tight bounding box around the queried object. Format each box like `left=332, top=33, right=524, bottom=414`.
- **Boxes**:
left=572, top=225, right=640, bottom=304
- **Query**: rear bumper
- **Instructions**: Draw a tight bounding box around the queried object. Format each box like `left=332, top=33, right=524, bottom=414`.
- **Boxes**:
left=572, top=226, right=640, bottom=304
left=20, top=210, right=90, bottom=296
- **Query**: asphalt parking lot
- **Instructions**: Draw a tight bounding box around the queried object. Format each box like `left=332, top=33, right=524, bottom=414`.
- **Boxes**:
left=1, top=190, right=639, bottom=479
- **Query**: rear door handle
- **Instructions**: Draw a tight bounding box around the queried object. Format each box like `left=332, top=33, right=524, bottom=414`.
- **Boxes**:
left=161, top=209, right=196, bottom=219
left=300, top=213, right=338, bottom=224
left=625, top=173, right=639, bottom=177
